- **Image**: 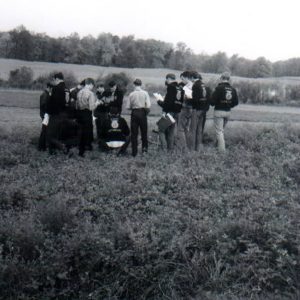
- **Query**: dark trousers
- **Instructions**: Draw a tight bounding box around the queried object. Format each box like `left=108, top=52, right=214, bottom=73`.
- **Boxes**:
left=202, top=112, right=207, bottom=142
left=47, top=114, right=66, bottom=154
left=38, top=124, right=47, bottom=151
left=158, top=112, right=179, bottom=151
left=131, top=109, right=148, bottom=157
left=99, top=136, right=130, bottom=155
left=77, top=110, right=93, bottom=155
left=95, top=112, right=108, bottom=139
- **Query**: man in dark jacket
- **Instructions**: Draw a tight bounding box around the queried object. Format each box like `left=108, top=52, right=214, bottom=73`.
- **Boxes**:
left=157, top=73, right=183, bottom=151
left=38, top=82, right=52, bottom=151
left=45, top=72, right=68, bottom=154
left=98, top=106, right=130, bottom=156
left=102, top=81, right=124, bottom=114
left=210, top=72, right=238, bottom=152
left=190, top=71, right=210, bottom=151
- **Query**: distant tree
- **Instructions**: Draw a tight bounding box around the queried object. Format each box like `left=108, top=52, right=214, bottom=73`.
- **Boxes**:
left=135, top=39, right=172, bottom=68
left=166, top=42, right=192, bottom=70
left=115, top=35, right=143, bottom=68
left=9, top=25, right=34, bottom=60
left=0, top=32, right=12, bottom=58
left=3, top=25, right=300, bottom=78
left=251, top=57, right=272, bottom=78
left=95, top=33, right=116, bottom=66
left=201, top=52, right=228, bottom=73
left=273, top=58, right=300, bottom=77
left=78, top=35, right=97, bottom=65
left=62, top=32, right=81, bottom=64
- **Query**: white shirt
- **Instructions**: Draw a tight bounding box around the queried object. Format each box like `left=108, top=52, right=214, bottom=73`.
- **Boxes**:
left=77, top=87, right=97, bottom=111
left=127, top=87, right=151, bottom=110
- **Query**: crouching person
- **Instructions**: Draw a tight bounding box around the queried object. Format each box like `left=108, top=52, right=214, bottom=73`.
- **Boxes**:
left=211, top=72, right=238, bottom=152
left=99, top=106, right=130, bottom=156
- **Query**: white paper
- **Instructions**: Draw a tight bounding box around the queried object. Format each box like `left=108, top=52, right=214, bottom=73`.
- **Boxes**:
left=166, top=113, right=176, bottom=124
left=183, top=86, right=192, bottom=99
left=153, top=93, right=164, bottom=101
left=42, top=113, right=49, bottom=126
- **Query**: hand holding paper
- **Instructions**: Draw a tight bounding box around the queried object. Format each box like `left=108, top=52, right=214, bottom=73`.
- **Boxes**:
left=183, top=86, right=192, bottom=99
left=42, top=113, right=49, bottom=126
left=153, top=93, right=164, bottom=101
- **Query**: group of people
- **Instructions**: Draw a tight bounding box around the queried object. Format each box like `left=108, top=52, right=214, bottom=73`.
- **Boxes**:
left=38, top=70, right=238, bottom=157
left=155, top=70, right=239, bottom=152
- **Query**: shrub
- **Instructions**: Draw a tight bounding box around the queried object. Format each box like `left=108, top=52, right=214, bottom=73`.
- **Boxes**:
left=8, top=66, right=33, bottom=89
left=32, top=70, right=77, bottom=90
left=98, top=72, right=132, bottom=93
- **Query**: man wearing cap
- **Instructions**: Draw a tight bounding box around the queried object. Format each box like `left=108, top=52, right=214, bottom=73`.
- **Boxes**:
left=190, top=71, right=210, bottom=151
left=45, top=72, right=68, bottom=154
left=127, top=79, right=151, bottom=156
left=210, top=72, right=239, bottom=152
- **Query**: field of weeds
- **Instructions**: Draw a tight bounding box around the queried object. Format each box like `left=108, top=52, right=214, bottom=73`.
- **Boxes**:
left=0, top=106, right=300, bottom=299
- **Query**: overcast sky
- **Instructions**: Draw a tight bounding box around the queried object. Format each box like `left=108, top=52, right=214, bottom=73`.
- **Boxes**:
left=1, top=0, right=299, bottom=62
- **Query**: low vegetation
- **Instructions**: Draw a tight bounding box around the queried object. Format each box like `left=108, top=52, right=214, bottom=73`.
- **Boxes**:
left=0, top=119, right=300, bottom=299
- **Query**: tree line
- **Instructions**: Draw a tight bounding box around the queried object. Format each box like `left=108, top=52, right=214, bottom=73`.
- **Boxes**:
left=1, top=25, right=300, bottom=78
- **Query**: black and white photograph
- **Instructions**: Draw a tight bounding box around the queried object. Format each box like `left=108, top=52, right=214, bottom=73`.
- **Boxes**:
left=0, top=0, right=300, bottom=299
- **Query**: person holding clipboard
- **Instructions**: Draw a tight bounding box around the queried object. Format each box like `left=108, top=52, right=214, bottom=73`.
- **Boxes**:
left=154, top=73, right=183, bottom=151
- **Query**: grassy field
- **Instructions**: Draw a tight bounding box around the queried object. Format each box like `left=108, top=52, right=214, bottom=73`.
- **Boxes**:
left=0, top=104, right=300, bottom=299
left=1, top=79, right=300, bottom=299
left=2, top=58, right=300, bottom=87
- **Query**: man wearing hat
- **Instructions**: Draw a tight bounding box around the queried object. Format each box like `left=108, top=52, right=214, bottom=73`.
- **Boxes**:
left=210, top=72, right=239, bottom=152
left=127, top=79, right=151, bottom=156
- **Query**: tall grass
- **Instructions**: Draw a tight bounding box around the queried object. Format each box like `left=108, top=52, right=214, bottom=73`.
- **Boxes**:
left=0, top=122, right=300, bottom=299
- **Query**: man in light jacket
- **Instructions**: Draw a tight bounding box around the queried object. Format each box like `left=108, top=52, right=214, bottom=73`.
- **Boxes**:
left=127, top=79, right=151, bottom=157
